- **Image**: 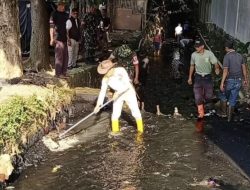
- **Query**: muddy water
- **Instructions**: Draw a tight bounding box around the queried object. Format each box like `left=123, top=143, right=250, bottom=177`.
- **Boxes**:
left=14, top=43, right=250, bottom=190
left=14, top=116, right=250, bottom=190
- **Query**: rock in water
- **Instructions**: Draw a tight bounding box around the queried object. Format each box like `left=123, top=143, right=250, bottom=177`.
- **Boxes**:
left=173, top=107, right=182, bottom=118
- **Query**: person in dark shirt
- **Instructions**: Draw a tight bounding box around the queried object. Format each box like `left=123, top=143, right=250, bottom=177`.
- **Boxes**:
left=219, top=41, right=248, bottom=121
left=183, top=20, right=190, bottom=37
left=66, top=8, right=81, bottom=69
left=49, top=1, right=69, bottom=78
left=98, top=10, right=111, bottom=52
left=102, top=10, right=111, bottom=43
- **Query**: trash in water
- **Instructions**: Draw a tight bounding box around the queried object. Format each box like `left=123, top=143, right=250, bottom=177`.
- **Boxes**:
left=153, top=172, right=161, bottom=175
left=190, top=177, right=220, bottom=188
left=52, top=165, right=62, bottom=173
left=5, top=186, right=15, bottom=189
left=204, top=110, right=216, bottom=117
left=173, top=107, right=182, bottom=118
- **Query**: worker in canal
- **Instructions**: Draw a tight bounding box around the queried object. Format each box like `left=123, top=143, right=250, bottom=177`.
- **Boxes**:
left=218, top=40, right=248, bottom=122
left=188, top=40, right=220, bottom=119
left=93, top=59, right=144, bottom=134
left=108, top=41, right=140, bottom=85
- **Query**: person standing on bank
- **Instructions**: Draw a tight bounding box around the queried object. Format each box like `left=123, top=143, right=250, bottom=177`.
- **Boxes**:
left=219, top=41, right=248, bottom=122
left=66, top=8, right=81, bottom=69
left=188, top=40, right=220, bottom=119
left=94, top=60, right=144, bottom=134
left=83, top=6, right=98, bottom=64
left=49, top=1, right=69, bottom=78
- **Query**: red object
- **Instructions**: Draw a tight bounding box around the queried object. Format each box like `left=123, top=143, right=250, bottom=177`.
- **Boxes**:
left=195, top=119, right=204, bottom=132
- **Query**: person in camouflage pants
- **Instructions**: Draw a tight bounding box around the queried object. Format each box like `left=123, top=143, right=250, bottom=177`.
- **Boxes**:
left=109, top=44, right=140, bottom=85
left=83, top=6, right=97, bottom=64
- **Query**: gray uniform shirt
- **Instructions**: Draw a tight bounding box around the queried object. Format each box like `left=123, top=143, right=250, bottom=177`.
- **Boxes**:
left=223, top=51, right=244, bottom=79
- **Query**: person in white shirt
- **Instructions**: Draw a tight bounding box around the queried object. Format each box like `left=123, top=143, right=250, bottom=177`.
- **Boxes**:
left=66, top=8, right=81, bottom=69
left=94, top=60, right=144, bottom=134
left=175, top=23, right=183, bottom=43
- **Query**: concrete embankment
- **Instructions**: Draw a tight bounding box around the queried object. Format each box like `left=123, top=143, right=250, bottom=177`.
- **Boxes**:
left=0, top=65, right=101, bottom=182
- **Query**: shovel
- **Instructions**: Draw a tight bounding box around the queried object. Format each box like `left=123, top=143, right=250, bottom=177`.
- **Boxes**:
left=59, top=98, right=113, bottom=139
left=58, top=88, right=130, bottom=139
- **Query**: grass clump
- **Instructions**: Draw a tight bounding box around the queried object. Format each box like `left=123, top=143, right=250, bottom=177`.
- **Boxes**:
left=0, top=87, right=74, bottom=154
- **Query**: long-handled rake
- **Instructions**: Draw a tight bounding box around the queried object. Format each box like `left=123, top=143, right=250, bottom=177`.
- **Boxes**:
left=59, top=98, right=113, bottom=139
left=58, top=88, right=130, bottom=140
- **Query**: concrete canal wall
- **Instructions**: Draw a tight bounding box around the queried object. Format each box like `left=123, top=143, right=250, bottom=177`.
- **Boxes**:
left=199, top=0, right=250, bottom=44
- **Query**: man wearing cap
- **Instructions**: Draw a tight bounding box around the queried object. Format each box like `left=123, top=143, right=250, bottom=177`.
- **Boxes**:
left=188, top=40, right=220, bottom=119
left=94, top=60, right=143, bottom=134
left=219, top=41, right=248, bottom=122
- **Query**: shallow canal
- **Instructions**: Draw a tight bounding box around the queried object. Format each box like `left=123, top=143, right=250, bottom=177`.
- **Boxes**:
left=14, top=42, right=250, bottom=190
left=14, top=116, right=250, bottom=190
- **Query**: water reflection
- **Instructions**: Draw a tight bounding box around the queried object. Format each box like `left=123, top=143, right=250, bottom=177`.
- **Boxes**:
left=195, top=118, right=205, bottom=133
left=100, top=134, right=145, bottom=190
left=14, top=113, right=250, bottom=190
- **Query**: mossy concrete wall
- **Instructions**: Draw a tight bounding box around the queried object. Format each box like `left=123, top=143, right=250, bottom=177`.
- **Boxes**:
left=0, top=64, right=103, bottom=180
left=67, top=65, right=101, bottom=88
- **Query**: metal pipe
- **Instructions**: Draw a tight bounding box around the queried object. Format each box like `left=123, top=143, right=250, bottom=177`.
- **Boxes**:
left=235, top=0, right=240, bottom=37
left=198, top=31, right=223, bottom=68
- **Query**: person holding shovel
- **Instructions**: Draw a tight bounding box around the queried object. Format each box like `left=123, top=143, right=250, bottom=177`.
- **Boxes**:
left=94, top=59, right=144, bottom=134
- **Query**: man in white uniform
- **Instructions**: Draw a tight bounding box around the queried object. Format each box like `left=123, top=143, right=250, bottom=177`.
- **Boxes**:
left=94, top=60, right=144, bottom=133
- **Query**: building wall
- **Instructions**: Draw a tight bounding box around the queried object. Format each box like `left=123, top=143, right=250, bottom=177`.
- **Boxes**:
left=110, top=0, right=147, bottom=30
left=113, top=8, right=142, bottom=30
left=200, top=0, right=250, bottom=43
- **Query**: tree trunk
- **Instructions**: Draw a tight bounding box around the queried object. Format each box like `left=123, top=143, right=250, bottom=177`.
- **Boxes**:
left=0, top=0, right=23, bottom=80
left=108, top=0, right=114, bottom=31
left=30, top=0, right=51, bottom=71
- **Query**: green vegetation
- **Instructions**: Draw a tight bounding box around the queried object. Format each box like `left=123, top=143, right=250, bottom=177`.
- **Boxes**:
left=236, top=42, right=250, bottom=55
left=0, top=87, right=74, bottom=154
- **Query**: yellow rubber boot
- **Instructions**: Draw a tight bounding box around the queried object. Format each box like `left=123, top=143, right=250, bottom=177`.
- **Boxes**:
left=111, top=119, right=120, bottom=132
left=136, top=119, right=144, bottom=133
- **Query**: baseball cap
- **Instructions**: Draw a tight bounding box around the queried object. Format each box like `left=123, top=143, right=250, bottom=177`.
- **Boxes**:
left=194, top=40, right=204, bottom=47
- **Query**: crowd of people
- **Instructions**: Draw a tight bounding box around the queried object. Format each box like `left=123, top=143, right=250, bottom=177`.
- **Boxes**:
left=50, top=2, right=248, bottom=134
left=174, top=22, right=248, bottom=122
left=49, top=1, right=111, bottom=78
